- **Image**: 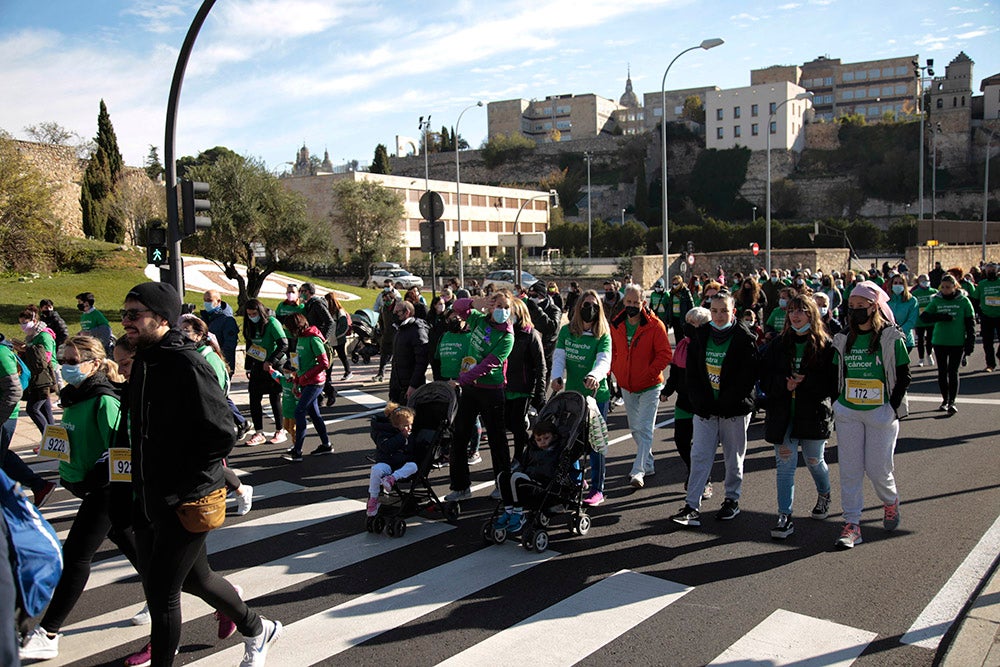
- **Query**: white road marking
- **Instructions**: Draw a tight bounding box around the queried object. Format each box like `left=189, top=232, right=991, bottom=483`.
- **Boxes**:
left=907, top=393, right=1000, bottom=406
left=185, top=545, right=555, bottom=666
left=607, top=416, right=675, bottom=446
left=338, top=388, right=388, bottom=409
left=709, top=609, right=877, bottom=666
left=901, top=512, right=1000, bottom=649
left=436, top=569, right=692, bottom=666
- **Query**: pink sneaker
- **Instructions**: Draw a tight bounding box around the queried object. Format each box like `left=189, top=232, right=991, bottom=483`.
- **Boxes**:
left=366, top=497, right=380, bottom=517
left=583, top=490, right=605, bottom=506
left=123, top=642, right=152, bottom=667
left=381, top=475, right=397, bottom=492
left=214, top=584, right=243, bottom=639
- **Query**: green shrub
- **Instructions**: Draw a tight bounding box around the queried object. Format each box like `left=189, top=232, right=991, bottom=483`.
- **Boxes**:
left=482, top=133, right=536, bottom=169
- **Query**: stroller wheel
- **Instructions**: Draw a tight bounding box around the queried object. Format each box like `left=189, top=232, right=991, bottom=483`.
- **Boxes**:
left=351, top=354, right=359, bottom=363
left=575, top=515, right=592, bottom=535
left=365, top=516, right=376, bottom=533
left=391, top=518, right=407, bottom=538
left=538, top=513, right=551, bottom=528
left=532, top=530, right=550, bottom=553
left=445, top=502, right=460, bottom=523
left=481, top=520, right=495, bottom=544
left=385, top=519, right=396, bottom=537
left=372, top=516, right=386, bottom=534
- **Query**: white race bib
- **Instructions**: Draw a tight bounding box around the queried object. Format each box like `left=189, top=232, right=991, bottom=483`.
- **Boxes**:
left=246, top=344, right=268, bottom=362
left=109, top=447, right=132, bottom=482
left=845, top=378, right=884, bottom=406
left=40, top=425, right=71, bottom=462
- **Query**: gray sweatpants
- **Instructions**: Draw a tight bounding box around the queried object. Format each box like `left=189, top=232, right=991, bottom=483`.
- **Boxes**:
left=685, top=414, right=751, bottom=509
left=833, top=402, right=899, bottom=525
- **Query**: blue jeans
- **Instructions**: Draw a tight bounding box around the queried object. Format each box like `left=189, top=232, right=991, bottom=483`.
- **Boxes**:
left=774, top=425, right=830, bottom=516
left=293, top=384, right=329, bottom=454
left=589, top=401, right=609, bottom=493
left=622, top=384, right=662, bottom=477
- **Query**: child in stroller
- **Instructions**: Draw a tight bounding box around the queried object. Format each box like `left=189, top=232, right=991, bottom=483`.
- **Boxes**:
left=493, top=419, right=561, bottom=534
left=366, top=402, right=419, bottom=522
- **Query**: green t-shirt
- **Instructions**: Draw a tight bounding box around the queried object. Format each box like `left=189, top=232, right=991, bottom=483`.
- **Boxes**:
left=29, top=330, right=57, bottom=371
left=79, top=308, right=109, bottom=332
left=978, top=279, right=1000, bottom=317
left=625, top=320, right=638, bottom=346
left=59, top=394, right=121, bottom=484
left=248, top=316, right=286, bottom=362
left=704, top=337, right=732, bottom=400
left=295, top=334, right=326, bottom=379
left=922, top=294, right=975, bottom=346
left=766, top=308, right=787, bottom=333
left=556, top=325, right=611, bottom=402
left=436, top=331, right=470, bottom=380
left=199, top=346, right=230, bottom=394
left=835, top=331, right=907, bottom=411
left=464, top=310, right=513, bottom=386
left=279, top=376, right=297, bottom=418
left=275, top=301, right=305, bottom=337
left=0, top=345, right=22, bottom=419
left=911, top=286, right=938, bottom=327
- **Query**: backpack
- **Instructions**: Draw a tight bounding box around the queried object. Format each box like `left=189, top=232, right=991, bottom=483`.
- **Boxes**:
left=0, top=469, right=63, bottom=617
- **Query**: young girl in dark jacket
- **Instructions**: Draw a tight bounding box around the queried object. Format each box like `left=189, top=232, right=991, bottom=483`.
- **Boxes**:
left=366, top=403, right=420, bottom=521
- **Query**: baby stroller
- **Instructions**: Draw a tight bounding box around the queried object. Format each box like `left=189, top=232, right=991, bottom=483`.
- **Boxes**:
left=366, top=381, right=458, bottom=536
left=482, top=390, right=602, bottom=553
left=349, top=308, right=380, bottom=363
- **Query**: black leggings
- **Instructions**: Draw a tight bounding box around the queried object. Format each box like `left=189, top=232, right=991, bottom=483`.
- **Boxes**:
left=674, top=417, right=693, bottom=472
left=449, top=386, right=508, bottom=491
left=41, top=485, right=139, bottom=632
left=915, top=327, right=934, bottom=360
left=24, top=388, right=54, bottom=436
left=248, top=370, right=282, bottom=432
left=333, top=340, right=350, bottom=374
left=135, top=509, right=262, bottom=667
left=496, top=470, right=545, bottom=507
left=505, top=396, right=530, bottom=463
left=933, top=345, right=963, bottom=405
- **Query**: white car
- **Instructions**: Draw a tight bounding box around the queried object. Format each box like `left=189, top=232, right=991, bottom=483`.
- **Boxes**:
left=369, top=268, right=424, bottom=290
left=482, top=270, right=538, bottom=291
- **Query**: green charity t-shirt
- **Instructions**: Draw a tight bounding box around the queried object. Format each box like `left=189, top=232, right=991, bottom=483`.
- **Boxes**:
left=79, top=308, right=109, bottom=332
left=436, top=331, right=470, bottom=380
left=0, top=345, right=21, bottom=419
left=922, top=294, right=974, bottom=347
left=704, top=336, right=732, bottom=400
left=911, top=286, right=938, bottom=327
left=464, top=310, right=513, bottom=386
left=556, top=326, right=611, bottom=402
left=835, top=331, right=907, bottom=411
left=766, top=308, right=787, bottom=332
left=977, top=279, right=1000, bottom=317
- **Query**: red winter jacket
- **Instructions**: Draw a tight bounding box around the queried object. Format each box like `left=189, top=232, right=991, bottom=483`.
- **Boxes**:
left=610, top=307, right=673, bottom=393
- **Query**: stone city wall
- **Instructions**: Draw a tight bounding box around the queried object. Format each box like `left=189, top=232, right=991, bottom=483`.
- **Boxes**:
left=13, top=140, right=87, bottom=237
left=631, top=248, right=852, bottom=287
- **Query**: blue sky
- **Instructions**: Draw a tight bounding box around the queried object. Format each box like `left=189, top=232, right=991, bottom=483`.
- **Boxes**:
left=1, top=0, right=997, bottom=171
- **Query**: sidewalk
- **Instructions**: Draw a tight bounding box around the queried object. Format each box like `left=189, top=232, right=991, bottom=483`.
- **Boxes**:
left=941, top=559, right=1000, bottom=666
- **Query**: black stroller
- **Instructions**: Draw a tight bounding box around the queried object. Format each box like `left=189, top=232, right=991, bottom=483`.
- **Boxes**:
left=366, top=381, right=458, bottom=536
left=349, top=308, right=380, bottom=364
left=482, top=391, right=598, bottom=552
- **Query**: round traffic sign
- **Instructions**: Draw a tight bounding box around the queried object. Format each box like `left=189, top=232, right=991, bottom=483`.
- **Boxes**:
left=419, top=191, right=445, bottom=222
left=686, top=254, right=695, bottom=266
left=751, top=242, right=760, bottom=256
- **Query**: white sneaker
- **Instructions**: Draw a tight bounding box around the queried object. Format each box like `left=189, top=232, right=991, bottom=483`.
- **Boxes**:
left=613, top=397, right=625, bottom=407
left=236, top=485, right=254, bottom=516
left=268, top=430, right=288, bottom=445
left=917, top=358, right=925, bottom=367
left=20, top=627, right=59, bottom=660
left=240, top=618, right=282, bottom=667
left=444, top=488, right=472, bottom=502
left=629, top=473, right=644, bottom=489
left=131, top=603, right=151, bottom=626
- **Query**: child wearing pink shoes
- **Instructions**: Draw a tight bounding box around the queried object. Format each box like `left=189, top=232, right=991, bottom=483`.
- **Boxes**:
left=366, top=403, right=420, bottom=519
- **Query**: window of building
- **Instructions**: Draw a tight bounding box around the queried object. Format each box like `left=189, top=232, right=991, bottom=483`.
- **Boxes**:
left=556, top=120, right=571, bottom=129
left=936, top=98, right=943, bottom=109
left=751, top=123, right=759, bottom=136
left=734, top=125, right=741, bottom=137
left=751, top=103, right=759, bottom=117
left=868, top=87, right=879, bottom=97
left=867, top=106, right=879, bottom=116
left=882, top=67, right=894, bottom=77
left=869, top=69, right=880, bottom=79
left=769, top=101, right=776, bottom=114
left=556, top=105, right=571, bottom=114
left=843, top=90, right=854, bottom=100
left=674, top=105, right=684, bottom=115
left=653, top=107, right=663, bottom=117
left=824, top=94, right=834, bottom=104
left=769, top=120, right=777, bottom=134
left=535, top=124, right=543, bottom=131
left=717, top=127, right=724, bottom=139
left=895, top=66, right=908, bottom=76
left=895, top=84, right=906, bottom=95
left=855, top=70, right=867, bottom=80
left=882, top=86, right=894, bottom=96
left=953, top=96, right=958, bottom=107
left=843, top=71, right=854, bottom=82
left=637, top=112, right=644, bottom=120
left=716, top=108, right=724, bottom=120
left=734, top=105, right=741, bottom=119
left=961, top=95, right=965, bottom=107
left=542, top=106, right=552, bottom=115
left=824, top=76, right=833, bottom=86
left=543, top=122, right=552, bottom=130
left=855, top=106, right=866, bottom=115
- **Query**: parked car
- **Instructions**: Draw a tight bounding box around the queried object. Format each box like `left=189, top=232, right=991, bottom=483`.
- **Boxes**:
left=369, top=268, right=424, bottom=289
left=482, top=270, right=537, bottom=292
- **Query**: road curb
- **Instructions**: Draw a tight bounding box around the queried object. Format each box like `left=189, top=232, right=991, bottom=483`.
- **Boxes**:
left=939, top=552, right=1000, bottom=666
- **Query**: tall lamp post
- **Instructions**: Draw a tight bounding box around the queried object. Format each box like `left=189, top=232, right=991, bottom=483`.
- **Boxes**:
left=584, top=151, right=593, bottom=258
left=766, top=90, right=813, bottom=274
left=932, top=121, right=941, bottom=223
left=984, top=130, right=997, bottom=262
left=913, top=59, right=934, bottom=220
left=454, top=101, right=483, bottom=288
left=661, top=38, right=724, bottom=285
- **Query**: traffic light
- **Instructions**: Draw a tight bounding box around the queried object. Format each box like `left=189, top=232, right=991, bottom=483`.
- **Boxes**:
left=548, top=189, right=560, bottom=209
left=180, top=180, right=211, bottom=237
left=686, top=240, right=694, bottom=254
left=146, top=223, right=168, bottom=266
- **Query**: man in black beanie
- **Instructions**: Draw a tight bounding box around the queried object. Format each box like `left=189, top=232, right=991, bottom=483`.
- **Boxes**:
left=122, top=282, right=282, bottom=665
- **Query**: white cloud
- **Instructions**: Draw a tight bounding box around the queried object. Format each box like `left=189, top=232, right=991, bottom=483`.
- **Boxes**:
left=777, top=3, right=801, bottom=8
left=730, top=12, right=760, bottom=21
left=955, top=26, right=993, bottom=39
left=122, top=0, right=188, bottom=34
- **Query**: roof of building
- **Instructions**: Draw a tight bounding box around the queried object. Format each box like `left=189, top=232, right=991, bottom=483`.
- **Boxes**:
left=619, top=66, right=640, bottom=108
left=980, top=73, right=1000, bottom=91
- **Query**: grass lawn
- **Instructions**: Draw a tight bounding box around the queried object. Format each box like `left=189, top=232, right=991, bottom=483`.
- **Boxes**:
left=0, top=254, right=384, bottom=343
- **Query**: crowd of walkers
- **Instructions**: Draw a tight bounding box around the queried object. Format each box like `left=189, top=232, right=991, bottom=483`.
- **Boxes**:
left=0, top=258, right=997, bottom=665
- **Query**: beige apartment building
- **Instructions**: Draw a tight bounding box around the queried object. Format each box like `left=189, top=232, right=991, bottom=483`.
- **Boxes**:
left=281, top=171, right=550, bottom=262
left=487, top=93, right=621, bottom=143
left=641, top=86, right=721, bottom=131
left=704, top=81, right=812, bottom=152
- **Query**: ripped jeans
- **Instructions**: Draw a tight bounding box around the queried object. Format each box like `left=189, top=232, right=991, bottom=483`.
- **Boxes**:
left=774, top=424, right=830, bottom=516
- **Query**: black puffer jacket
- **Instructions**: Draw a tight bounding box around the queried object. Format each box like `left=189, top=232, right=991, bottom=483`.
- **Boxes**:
left=760, top=332, right=836, bottom=443
left=505, top=326, right=546, bottom=408
left=685, top=321, right=759, bottom=418
left=129, top=329, right=234, bottom=519
left=371, top=416, right=421, bottom=469
left=389, top=318, right=429, bottom=401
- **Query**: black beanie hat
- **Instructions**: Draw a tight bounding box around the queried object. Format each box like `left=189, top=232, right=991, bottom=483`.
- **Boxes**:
left=125, top=282, right=181, bottom=326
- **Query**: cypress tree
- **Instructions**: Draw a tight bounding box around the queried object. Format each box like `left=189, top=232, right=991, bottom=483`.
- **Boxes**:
left=371, top=143, right=392, bottom=175
left=97, top=99, right=123, bottom=182
left=80, top=145, right=112, bottom=240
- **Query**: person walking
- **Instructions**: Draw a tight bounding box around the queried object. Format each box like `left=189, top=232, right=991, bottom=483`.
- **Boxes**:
left=760, top=295, right=835, bottom=540
left=977, top=262, right=1000, bottom=372
left=275, top=284, right=304, bottom=351
left=734, top=277, right=767, bottom=325
left=886, top=274, right=919, bottom=354
left=200, top=291, right=240, bottom=374
left=38, top=299, right=69, bottom=348
left=283, top=313, right=332, bottom=461
left=241, top=300, right=288, bottom=446
left=831, top=281, right=910, bottom=549
left=504, top=299, right=546, bottom=465
left=551, top=290, right=611, bottom=506
left=670, top=291, right=759, bottom=527
left=666, top=276, right=694, bottom=343
left=374, top=289, right=400, bottom=383
left=387, top=301, right=429, bottom=404
left=18, top=336, right=140, bottom=662
left=919, top=275, right=976, bottom=415
left=444, top=292, right=515, bottom=502
left=14, top=306, right=58, bottom=437
left=75, top=292, right=114, bottom=354
left=324, top=292, right=353, bottom=381
left=610, top=285, right=672, bottom=492
left=426, top=296, right=450, bottom=381
left=910, top=274, right=938, bottom=367
left=298, top=283, right=337, bottom=405
left=121, top=282, right=281, bottom=666
left=525, top=281, right=561, bottom=384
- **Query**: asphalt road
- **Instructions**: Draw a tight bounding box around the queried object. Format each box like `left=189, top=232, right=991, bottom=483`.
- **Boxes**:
left=16, top=342, right=1000, bottom=667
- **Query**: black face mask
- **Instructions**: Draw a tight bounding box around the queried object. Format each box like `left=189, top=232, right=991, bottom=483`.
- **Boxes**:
left=604, top=291, right=616, bottom=301
left=581, top=303, right=599, bottom=323
left=682, top=322, right=697, bottom=339
left=987, top=271, right=997, bottom=280
left=447, top=320, right=463, bottom=333
left=77, top=303, right=86, bottom=311
left=625, top=305, right=640, bottom=318
left=849, top=307, right=872, bottom=327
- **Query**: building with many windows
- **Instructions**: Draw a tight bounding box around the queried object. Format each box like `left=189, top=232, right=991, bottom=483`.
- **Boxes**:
left=487, top=93, right=621, bottom=143
left=641, top=86, right=721, bottom=131
left=704, top=81, right=812, bottom=152
left=281, top=172, right=550, bottom=262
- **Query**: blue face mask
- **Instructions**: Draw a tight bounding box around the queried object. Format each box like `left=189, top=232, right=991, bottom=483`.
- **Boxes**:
left=249, top=314, right=261, bottom=323
left=778, top=298, right=788, bottom=308
left=203, top=301, right=216, bottom=313
left=891, top=284, right=905, bottom=295
left=709, top=319, right=733, bottom=331
left=60, top=363, right=88, bottom=387
left=819, top=306, right=829, bottom=317
left=792, top=322, right=812, bottom=334
left=492, top=307, right=510, bottom=324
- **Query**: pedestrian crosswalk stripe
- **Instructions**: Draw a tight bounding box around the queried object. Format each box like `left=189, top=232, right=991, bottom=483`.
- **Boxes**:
left=708, top=609, right=877, bottom=666
left=185, top=545, right=555, bottom=666
left=338, top=388, right=387, bottom=408
left=84, top=496, right=366, bottom=592
left=50, top=518, right=454, bottom=666
left=436, top=569, right=692, bottom=666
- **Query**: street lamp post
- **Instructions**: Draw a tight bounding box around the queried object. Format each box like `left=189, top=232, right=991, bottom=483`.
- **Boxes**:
left=621, top=208, right=626, bottom=226
left=661, top=38, right=724, bottom=286
left=454, top=101, right=483, bottom=289
left=932, top=121, right=940, bottom=223
left=766, top=91, right=813, bottom=274
left=913, top=59, right=934, bottom=220
left=513, top=191, right=558, bottom=289
left=584, top=151, right=592, bottom=258
left=984, top=130, right=997, bottom=263
left=752, top=205, right=757, bottom=221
